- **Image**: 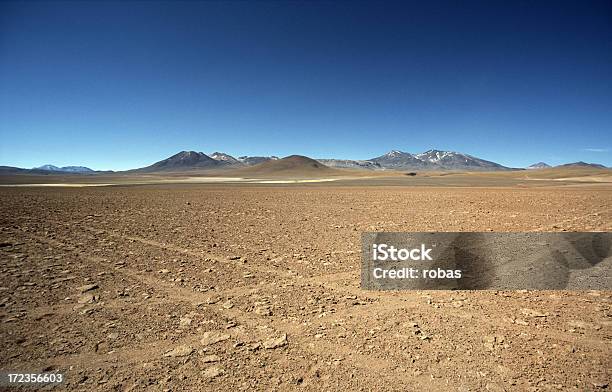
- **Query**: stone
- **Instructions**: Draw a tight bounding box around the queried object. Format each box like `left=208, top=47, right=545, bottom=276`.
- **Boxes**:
left=77, top=293, right=98, bottom=304
left=263, top=333, right=288, bottom=349
left=203, top=366, right=224, bottom=379
left=200, top=331, right=231, bottom=346
left=179, top=317, right=192, bottom=327
left=221, top=301, right=234, bottom=309
left=202, top=354, right=221, bottom=363
left=521, top=308, right=548, bottom=317
left=163, top=345, right=194, bottom=358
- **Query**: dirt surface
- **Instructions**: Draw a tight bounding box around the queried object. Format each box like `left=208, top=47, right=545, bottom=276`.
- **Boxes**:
left=0, top=183, right=611, bottom=391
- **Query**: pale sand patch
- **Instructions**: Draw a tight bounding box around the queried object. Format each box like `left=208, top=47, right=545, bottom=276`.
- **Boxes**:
left=0, top=178, right=344, bottom=187
left=253, top=179, right=339, bottom=184
left=181, top=177, right=247, bottom=182
left=553, top=176, right=612, bottom=182
left=176, top=177, right=341, bottom=184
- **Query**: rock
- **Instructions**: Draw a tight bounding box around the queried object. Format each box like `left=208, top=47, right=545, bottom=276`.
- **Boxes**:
left=77, top=293, right=98, bottom=304
left=107, top=332, right=119, bottom=340
left=179, top=317, right=192, bottom=327
left=482, top=335, right=506, bottom=350
left=521, top=308, right=548, bottom=317
left=482, top=335, right=499, bottom=351
left=163, top=345, right=194, bottom=357
left=592, top=381, right=608, bottom=389
left=202, top=354, right=221, bottom=363
left=202, top=366, right=224, bottom=379
left=263, top=333, right=288, bottom=349
left=221, top=301, right=234, bottom=309
left=228, top=256, right=241, bottom=260
left=77, top=284, right=99, bottom=293
left=200, top=331, right=231, bottom=346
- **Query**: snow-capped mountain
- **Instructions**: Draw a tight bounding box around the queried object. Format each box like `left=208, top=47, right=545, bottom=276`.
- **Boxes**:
left=527, top=162, right=551, bottom=169
left=237, top=156, right=279, bottom=165
left=415, top=150, right=456, bottom=163
left=210, top=152, right=284, bottom=167
left=364, top=149, right=513, bottom=170
left=35, top=164, right=94, bottom=173
left=370, top=150, right=439, bottom=170
left=415, top=149, right=509, bottom=170
left=210, top=152, right=242, bottom=166
left=36, top=164, right=61, bottom=171
left=317, top=159, right=383, bottom=170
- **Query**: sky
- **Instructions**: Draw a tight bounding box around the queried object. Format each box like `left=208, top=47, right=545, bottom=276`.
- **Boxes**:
left=1, top=0, right=611, bottom=170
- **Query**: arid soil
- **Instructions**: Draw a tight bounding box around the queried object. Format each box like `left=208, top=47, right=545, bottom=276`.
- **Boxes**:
left=0, top=183, right=611, bottom=391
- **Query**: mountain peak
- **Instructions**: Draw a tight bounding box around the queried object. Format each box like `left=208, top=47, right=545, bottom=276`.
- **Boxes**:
left=173, top=150, right=206, bottom=158
left=527, top=162, right=551, bottom=169
left=210, top=152, right=242, bottom=166
left=422, top=149, right=446, bottom=154
left=412, top=149, right=510, bottom=170
left=36, top=164, right=60, bottom=171
left=137, top=150, right=218, bottom=172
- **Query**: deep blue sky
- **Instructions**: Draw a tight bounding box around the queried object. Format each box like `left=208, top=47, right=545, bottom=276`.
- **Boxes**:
left=1, top=0, right=611, bottom=170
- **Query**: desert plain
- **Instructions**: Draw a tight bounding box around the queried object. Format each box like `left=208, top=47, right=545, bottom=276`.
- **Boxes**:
left=0, top=169, right=611, bottom=391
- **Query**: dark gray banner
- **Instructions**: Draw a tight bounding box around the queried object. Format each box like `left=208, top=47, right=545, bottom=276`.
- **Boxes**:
left=361, top=232, right=612, bottom=290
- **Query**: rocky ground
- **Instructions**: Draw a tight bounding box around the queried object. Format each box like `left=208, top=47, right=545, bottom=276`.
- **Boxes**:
left=0, top=184, right=610, bottom=391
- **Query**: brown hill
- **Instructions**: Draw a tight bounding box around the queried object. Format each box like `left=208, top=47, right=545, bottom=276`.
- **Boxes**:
left=227, top=155, right=343, bottom=178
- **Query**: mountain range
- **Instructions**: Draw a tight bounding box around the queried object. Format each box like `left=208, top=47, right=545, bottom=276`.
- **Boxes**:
left=368, top=149, right=512, bottom=171
left=131, top=151, right=281, bottom=172
left=526, top=161, right=607, bottom=170
left=122, top=150, right=611, bottom=172
left=36, top=164, right=95, bottom=173
left=133, top=149, right=516, bottom=172
left=1, top=150, right=609, bottom=174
